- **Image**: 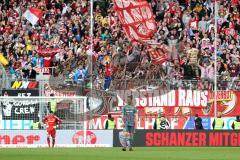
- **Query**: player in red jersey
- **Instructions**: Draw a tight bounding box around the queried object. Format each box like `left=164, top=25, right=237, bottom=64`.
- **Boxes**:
left=42, top=111, right=62, bottom=148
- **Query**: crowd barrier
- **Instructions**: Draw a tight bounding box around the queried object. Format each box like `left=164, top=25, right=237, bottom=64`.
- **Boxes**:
left=2, top=74, right=240, bottom=91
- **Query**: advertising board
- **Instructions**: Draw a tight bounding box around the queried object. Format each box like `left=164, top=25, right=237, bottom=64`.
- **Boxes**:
left=113, top=130, right=240, bottom=147
left=1, top=90, right=39, bottom=120
left=0, top=130, right=113, bottom=148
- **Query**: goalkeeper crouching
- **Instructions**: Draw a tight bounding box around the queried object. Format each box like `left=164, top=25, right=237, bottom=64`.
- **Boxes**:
left=121, top=96, right=138, bottom=151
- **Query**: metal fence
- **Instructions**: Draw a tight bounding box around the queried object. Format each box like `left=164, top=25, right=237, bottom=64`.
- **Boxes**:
left=2, top=75, right=240, bottom=92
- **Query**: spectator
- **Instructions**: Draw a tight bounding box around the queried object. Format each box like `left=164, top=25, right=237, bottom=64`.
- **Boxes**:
left=154, top=114, right=170, bottom=130
left=22, top=65, right=37, bottom=79
left=105, top=113, right=116, bottom=130
left=198, top=61, right=214, bottom=82
left=232, top=115, right=240, bottom=130
left=212, top=112, right=224, bottom=130
left=194, top=114, right=203, bottom=130
left=104, top=62, right=112, bottom=91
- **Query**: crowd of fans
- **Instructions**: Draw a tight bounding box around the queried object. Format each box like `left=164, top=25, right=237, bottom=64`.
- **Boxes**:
left=0, top=0, right=90, bottom=82
left=0, top=0, right=240, bottom=91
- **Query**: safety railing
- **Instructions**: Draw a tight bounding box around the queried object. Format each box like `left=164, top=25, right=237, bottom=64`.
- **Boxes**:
left=2, top=75, right=240, bottom=92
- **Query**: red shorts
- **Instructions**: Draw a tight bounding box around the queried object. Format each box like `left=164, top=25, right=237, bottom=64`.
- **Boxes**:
left=47, top=128, right=56, bottom=138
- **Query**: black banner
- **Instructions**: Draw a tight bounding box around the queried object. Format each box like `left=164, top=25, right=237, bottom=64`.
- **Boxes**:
left=113, top=130, right=240, bottom=147
left=1, top=90, right=39, bottom=120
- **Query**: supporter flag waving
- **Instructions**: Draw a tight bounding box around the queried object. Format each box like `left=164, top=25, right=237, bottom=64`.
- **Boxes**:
left=113, top=0, right=156, bottom=42
left=113, top=0, right=170, bottom=65
left=23, top=8, right=44, bottom=26
left=148, top=44, right=170, bottom=65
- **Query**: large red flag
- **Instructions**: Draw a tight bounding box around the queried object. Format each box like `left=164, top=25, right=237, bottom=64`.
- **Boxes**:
left=113, top=0, right=156, bottom=42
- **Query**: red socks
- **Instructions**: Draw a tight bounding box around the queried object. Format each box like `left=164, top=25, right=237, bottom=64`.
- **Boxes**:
left=52, top=139, right=55, bottom=148
left=47, top=137, right=56, bottom=148
left=47, top=137, right=50, bottom=148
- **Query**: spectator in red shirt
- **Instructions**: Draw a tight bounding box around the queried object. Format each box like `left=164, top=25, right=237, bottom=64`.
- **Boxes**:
left=104, top=62, right=112, bottom=91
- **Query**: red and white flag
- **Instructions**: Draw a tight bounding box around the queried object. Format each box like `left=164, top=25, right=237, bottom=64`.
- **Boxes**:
left=113, top=0, right=171, bottom=65
left=148, top=44, right=170, bottom=65
left=113, top=0, right=156, bottom=42
left=23, top=8, right=44, bottom=25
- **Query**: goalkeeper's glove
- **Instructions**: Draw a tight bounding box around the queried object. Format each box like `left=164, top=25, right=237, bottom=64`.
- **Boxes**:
left=53, top=125, right=59, bottom=129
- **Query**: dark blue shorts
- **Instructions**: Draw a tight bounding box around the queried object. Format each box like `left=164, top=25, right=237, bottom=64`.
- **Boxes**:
left=125, top=125, right=135, bottom=134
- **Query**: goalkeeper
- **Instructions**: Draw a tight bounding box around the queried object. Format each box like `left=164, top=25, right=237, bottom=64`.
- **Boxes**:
left=121, top=96, right=138, bottom=151
left=42, top=111, right=62, bottom=148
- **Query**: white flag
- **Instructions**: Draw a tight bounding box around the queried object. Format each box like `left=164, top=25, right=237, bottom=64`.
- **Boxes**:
left=23, top=8, right=44, bottom=26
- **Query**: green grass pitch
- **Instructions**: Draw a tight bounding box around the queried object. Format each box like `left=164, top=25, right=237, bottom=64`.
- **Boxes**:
left=0, top=147, right=239, bottom=160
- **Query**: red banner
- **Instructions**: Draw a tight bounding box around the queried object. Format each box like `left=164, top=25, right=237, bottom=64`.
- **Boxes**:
left=44, top=83, right=76, bottom=97
left=34, top=67, right=50, bottom=74
left=113, top=0, right=156, bottom=42
left=144, top=131, right=240, bottom=147
left=114, top=90, right=240, bottom=117
left=36, top=48, right=60, bottom=57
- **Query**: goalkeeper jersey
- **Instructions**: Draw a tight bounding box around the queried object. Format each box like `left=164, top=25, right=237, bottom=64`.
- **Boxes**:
left=122, top=105, right=137, bottom=126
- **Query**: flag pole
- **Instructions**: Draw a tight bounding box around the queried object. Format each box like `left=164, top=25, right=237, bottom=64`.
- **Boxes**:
left=89, top=0, right=94, bottom=75
left=214, top=0, right=217, bottom=118
left=84, top=0, right=94, bottom=146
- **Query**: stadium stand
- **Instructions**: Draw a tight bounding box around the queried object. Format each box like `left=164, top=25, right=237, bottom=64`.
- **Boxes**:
left=0, top=0, right=239, bottom=91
